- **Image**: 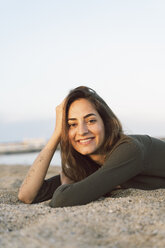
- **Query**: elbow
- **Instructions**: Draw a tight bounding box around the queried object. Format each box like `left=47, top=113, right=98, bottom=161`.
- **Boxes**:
left=49, top=196, right=64, bottom=208
left=18, top=190, right=33, bottom=204
left=49, top=184, right=72, bottom=208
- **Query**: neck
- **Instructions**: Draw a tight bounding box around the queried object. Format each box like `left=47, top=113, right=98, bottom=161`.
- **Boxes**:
left=89, top=154, right=106, bottom=166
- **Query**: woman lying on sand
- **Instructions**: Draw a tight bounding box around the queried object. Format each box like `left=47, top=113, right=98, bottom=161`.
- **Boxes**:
left=18, top=86, right=165, bottom=207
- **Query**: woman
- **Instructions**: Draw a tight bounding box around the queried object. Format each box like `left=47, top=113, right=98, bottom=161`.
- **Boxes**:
left=18, top=86, right=165, bottom=207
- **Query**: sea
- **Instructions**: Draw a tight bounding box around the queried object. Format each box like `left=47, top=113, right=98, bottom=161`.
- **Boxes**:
left=0, top=150, right=61, bottom=166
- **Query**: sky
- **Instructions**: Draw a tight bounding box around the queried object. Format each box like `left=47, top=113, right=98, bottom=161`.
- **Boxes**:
left=0, top=0, right=165, bottom=142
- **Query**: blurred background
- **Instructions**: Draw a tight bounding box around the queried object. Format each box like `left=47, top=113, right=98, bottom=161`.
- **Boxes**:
left=0, top=0, right=165, bottom=164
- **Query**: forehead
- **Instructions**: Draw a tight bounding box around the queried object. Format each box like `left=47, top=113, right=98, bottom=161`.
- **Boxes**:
left=68, top=98, right=98, bottom=118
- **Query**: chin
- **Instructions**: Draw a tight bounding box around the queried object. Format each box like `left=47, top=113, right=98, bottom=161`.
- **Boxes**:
left=77, top=148, right=98, bottom=156
left=78, top=150, right=93, bottom=156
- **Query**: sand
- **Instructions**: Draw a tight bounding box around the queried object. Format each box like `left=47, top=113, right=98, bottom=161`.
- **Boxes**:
left=0, top=164, right=165, bottom=248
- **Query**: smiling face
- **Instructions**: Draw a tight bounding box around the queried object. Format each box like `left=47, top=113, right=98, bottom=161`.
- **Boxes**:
left=68, top=98, right=105, bottom=162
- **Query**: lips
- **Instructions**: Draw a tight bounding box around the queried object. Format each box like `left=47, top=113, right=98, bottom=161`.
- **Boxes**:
left=77, top=137, right=95, bottom=144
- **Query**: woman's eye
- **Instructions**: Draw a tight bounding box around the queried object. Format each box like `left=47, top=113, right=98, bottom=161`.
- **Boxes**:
left=68, top=123, right=77, bottom=128
left=88, top=119, right=96, bottom=124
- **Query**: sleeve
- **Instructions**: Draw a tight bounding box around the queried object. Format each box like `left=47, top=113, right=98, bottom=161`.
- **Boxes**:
left=121, top=175, right=165, bottom=190
left=49, top=140, right=145, bottom=208
left=32, top=174, right=61, bottom=203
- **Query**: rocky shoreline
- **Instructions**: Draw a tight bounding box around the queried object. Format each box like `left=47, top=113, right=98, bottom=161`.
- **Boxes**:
left=0, top=164, right=165, bottom=248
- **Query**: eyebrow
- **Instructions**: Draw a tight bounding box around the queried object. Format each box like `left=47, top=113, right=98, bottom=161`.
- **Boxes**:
left=68, top=113, right=96, bottom=121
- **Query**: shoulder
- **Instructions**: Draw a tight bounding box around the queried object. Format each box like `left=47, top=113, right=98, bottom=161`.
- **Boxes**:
left=106, top=135, right=145, bottom=163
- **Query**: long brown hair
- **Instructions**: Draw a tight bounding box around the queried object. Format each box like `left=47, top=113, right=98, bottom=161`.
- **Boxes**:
left=60, top=86, right=129, bottom=182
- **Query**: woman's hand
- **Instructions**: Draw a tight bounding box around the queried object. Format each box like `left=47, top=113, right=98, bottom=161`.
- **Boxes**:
left=54, top=98, right=66, bottom=140
left=60, top=170, right=74, bottom=185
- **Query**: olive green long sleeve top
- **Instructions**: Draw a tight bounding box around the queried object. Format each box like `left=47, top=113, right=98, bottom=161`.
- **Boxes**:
left=32, top=135, right=165, bottom=207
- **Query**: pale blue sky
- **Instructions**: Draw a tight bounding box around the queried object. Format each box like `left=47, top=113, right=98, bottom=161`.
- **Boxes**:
left=0, top=0, right=165, bottom=141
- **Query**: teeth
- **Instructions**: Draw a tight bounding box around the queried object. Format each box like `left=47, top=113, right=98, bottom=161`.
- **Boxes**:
left=79, top=138, right=92, bottom=143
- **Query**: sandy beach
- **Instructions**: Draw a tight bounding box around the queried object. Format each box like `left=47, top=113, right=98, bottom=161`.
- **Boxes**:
left=0, top=164, right=165, bottom=248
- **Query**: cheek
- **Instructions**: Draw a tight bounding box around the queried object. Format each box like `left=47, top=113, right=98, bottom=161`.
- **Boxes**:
left=97, top=123, right=105, bottom=141
left=68, top=129, right=75, bottom=142
left=91, top=124, right=105, bottom=140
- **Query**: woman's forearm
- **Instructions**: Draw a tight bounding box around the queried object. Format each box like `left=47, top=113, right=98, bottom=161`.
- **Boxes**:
left=18, top=131, right=60, bottom=203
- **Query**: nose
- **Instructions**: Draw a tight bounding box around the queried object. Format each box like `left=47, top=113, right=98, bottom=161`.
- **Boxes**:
left=77, top=122, right=88, bottom=135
